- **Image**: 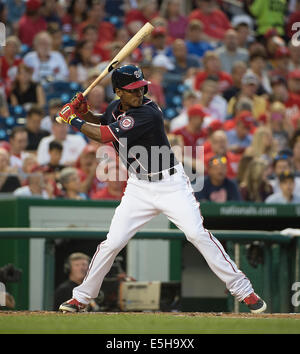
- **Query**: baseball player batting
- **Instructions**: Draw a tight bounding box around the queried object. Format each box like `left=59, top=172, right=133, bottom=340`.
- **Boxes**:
left=58, top=64, right=266, bottom=314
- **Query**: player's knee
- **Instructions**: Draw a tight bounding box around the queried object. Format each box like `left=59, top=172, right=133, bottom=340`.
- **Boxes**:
left=184, top=227, right=205, bottom=244
left=106, top=239, right=127, bottom=253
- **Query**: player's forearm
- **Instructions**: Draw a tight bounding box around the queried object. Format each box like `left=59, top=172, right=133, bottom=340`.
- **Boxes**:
left=82, top=110, right=103, bottom=125
left=81, top=122, right=102, bottom=143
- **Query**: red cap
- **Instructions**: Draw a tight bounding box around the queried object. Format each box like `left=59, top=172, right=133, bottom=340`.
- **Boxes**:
left=208, top=119, right=223, bottom=132
left=188, top=104, right=206, bottom=119
left=289, top=70, right=300, bottom=80
left=26, top=0, right=42, bottom=11
left=235, top=111, right=254, bottom=129
left=264, top=28, right=279, bottom=39
left=275, top=46, right=290, bottom=58
left=152, top=26, right=167, bottom=37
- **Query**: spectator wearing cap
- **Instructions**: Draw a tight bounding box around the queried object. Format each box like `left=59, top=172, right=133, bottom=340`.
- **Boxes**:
left=173, top=103, right=208, bottom=162
left=194, top=51, right=233, bottom=93
left=239, top=157, right=273, bottom=202
left=246, top=0, right=287, bottom=37
left=269, top=46, right=290, bottom=81
left=170, top=90, right=200, bottom=132
left=231, top=14, right=254, bottom=49
left=160, top=0, right=188, bottom=40
left=37, top=115, right=87, bottom=166
left=268, top=153, right=300, bottom=193
left=262, top=28, right=285, bottom=60
left=23, top=31, right=69, bottom=84
left=143, top=26, right=172, bottom=66
left=25, top=105, right=49, bottom=152
left=269, top=75, right=289, bottom=104
left=223, top=61, right=247, bottom=102
left=189, top=0, right=231, bottom=43
left=204, top=130, right=241, bottom=179
left=184, top=19, right=214, bottom=59
left=265, top=170, right=300, bottom=204
left=214, top=29, right=249, bottom=74
left=226, top=111, right=254, bottom=155
left=195, top=155, right=242, bottom=203
left=227, top=70, right=268, bottom=120
left=17, top=0, right=47, bottom=48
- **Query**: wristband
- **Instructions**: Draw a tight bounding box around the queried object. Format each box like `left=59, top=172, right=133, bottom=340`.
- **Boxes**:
left=70, top=117, right=85, bottom=131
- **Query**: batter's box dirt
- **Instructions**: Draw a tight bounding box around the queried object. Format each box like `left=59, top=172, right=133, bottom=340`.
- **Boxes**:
left=0, top=311, right=300, bottom=319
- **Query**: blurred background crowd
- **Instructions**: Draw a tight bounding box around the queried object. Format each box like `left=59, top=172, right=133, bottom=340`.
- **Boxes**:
left=0, top=0, right=300, bottom=204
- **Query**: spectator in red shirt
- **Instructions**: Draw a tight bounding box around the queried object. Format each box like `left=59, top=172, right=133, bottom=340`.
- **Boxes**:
left=76, top=144, right=105, bottom=198
left=125, top=0, right=159, bottom=36
left=77, top=1, right=116, bottom=44
left=204, top=130, right=241, bottom=179
left=286, top=70, right=300, bottom=111
left=91, top=161, right=127, bottom=200
left=194, top=51, right=233, bottom=93
left=0, top=36, right=22, bottom=92
left=18, top=0, right=47, bottom=48
left=81, top=24, right=110, bottom=63
left=189, top=0, right=231, bottom=42
left=173, top=104, right=207, bottom=175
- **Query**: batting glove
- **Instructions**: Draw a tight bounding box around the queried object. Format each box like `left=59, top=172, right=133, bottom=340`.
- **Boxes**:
left=59, top=104, right=85, bottom=131
left=70, top=92, right=89, bottom=116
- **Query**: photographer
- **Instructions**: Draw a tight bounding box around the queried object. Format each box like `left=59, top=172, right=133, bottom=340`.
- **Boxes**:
left=54, top=253, right=90, bottom=311
left=0, top=264, right=22, bottom=310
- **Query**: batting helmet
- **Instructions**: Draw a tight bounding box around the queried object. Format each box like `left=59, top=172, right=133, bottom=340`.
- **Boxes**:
left=111, top=64, right=151, bottom=93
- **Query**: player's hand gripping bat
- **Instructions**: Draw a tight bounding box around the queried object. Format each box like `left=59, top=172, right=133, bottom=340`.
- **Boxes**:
left=56, top=22, right=154, bottom=124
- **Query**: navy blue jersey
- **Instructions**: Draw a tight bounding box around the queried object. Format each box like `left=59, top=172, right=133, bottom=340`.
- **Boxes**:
left=100, top=97, right=177, bottom=174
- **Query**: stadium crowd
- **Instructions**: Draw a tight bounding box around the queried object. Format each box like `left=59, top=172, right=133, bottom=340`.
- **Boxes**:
left=0, top=0, right=300, bottom=204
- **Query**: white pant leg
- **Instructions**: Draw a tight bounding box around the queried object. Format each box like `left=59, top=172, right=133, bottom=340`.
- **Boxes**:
left=157, top=165, right=253, bottom=302
left=73, top=179, right=159, bottom=304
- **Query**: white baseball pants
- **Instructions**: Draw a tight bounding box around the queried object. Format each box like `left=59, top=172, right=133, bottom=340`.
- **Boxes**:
left=73, top=163, right=253, bottom=304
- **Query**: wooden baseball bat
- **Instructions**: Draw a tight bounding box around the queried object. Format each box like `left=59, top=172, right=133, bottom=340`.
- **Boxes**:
left=56, top=22, right=154, bottom=123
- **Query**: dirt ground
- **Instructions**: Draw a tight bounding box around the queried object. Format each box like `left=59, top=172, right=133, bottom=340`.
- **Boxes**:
left=1, top=311, right=300, bottom=319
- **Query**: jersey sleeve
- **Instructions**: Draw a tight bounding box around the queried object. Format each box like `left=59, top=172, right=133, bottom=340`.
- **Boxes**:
left=107, top=107, right=155, bottom=146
